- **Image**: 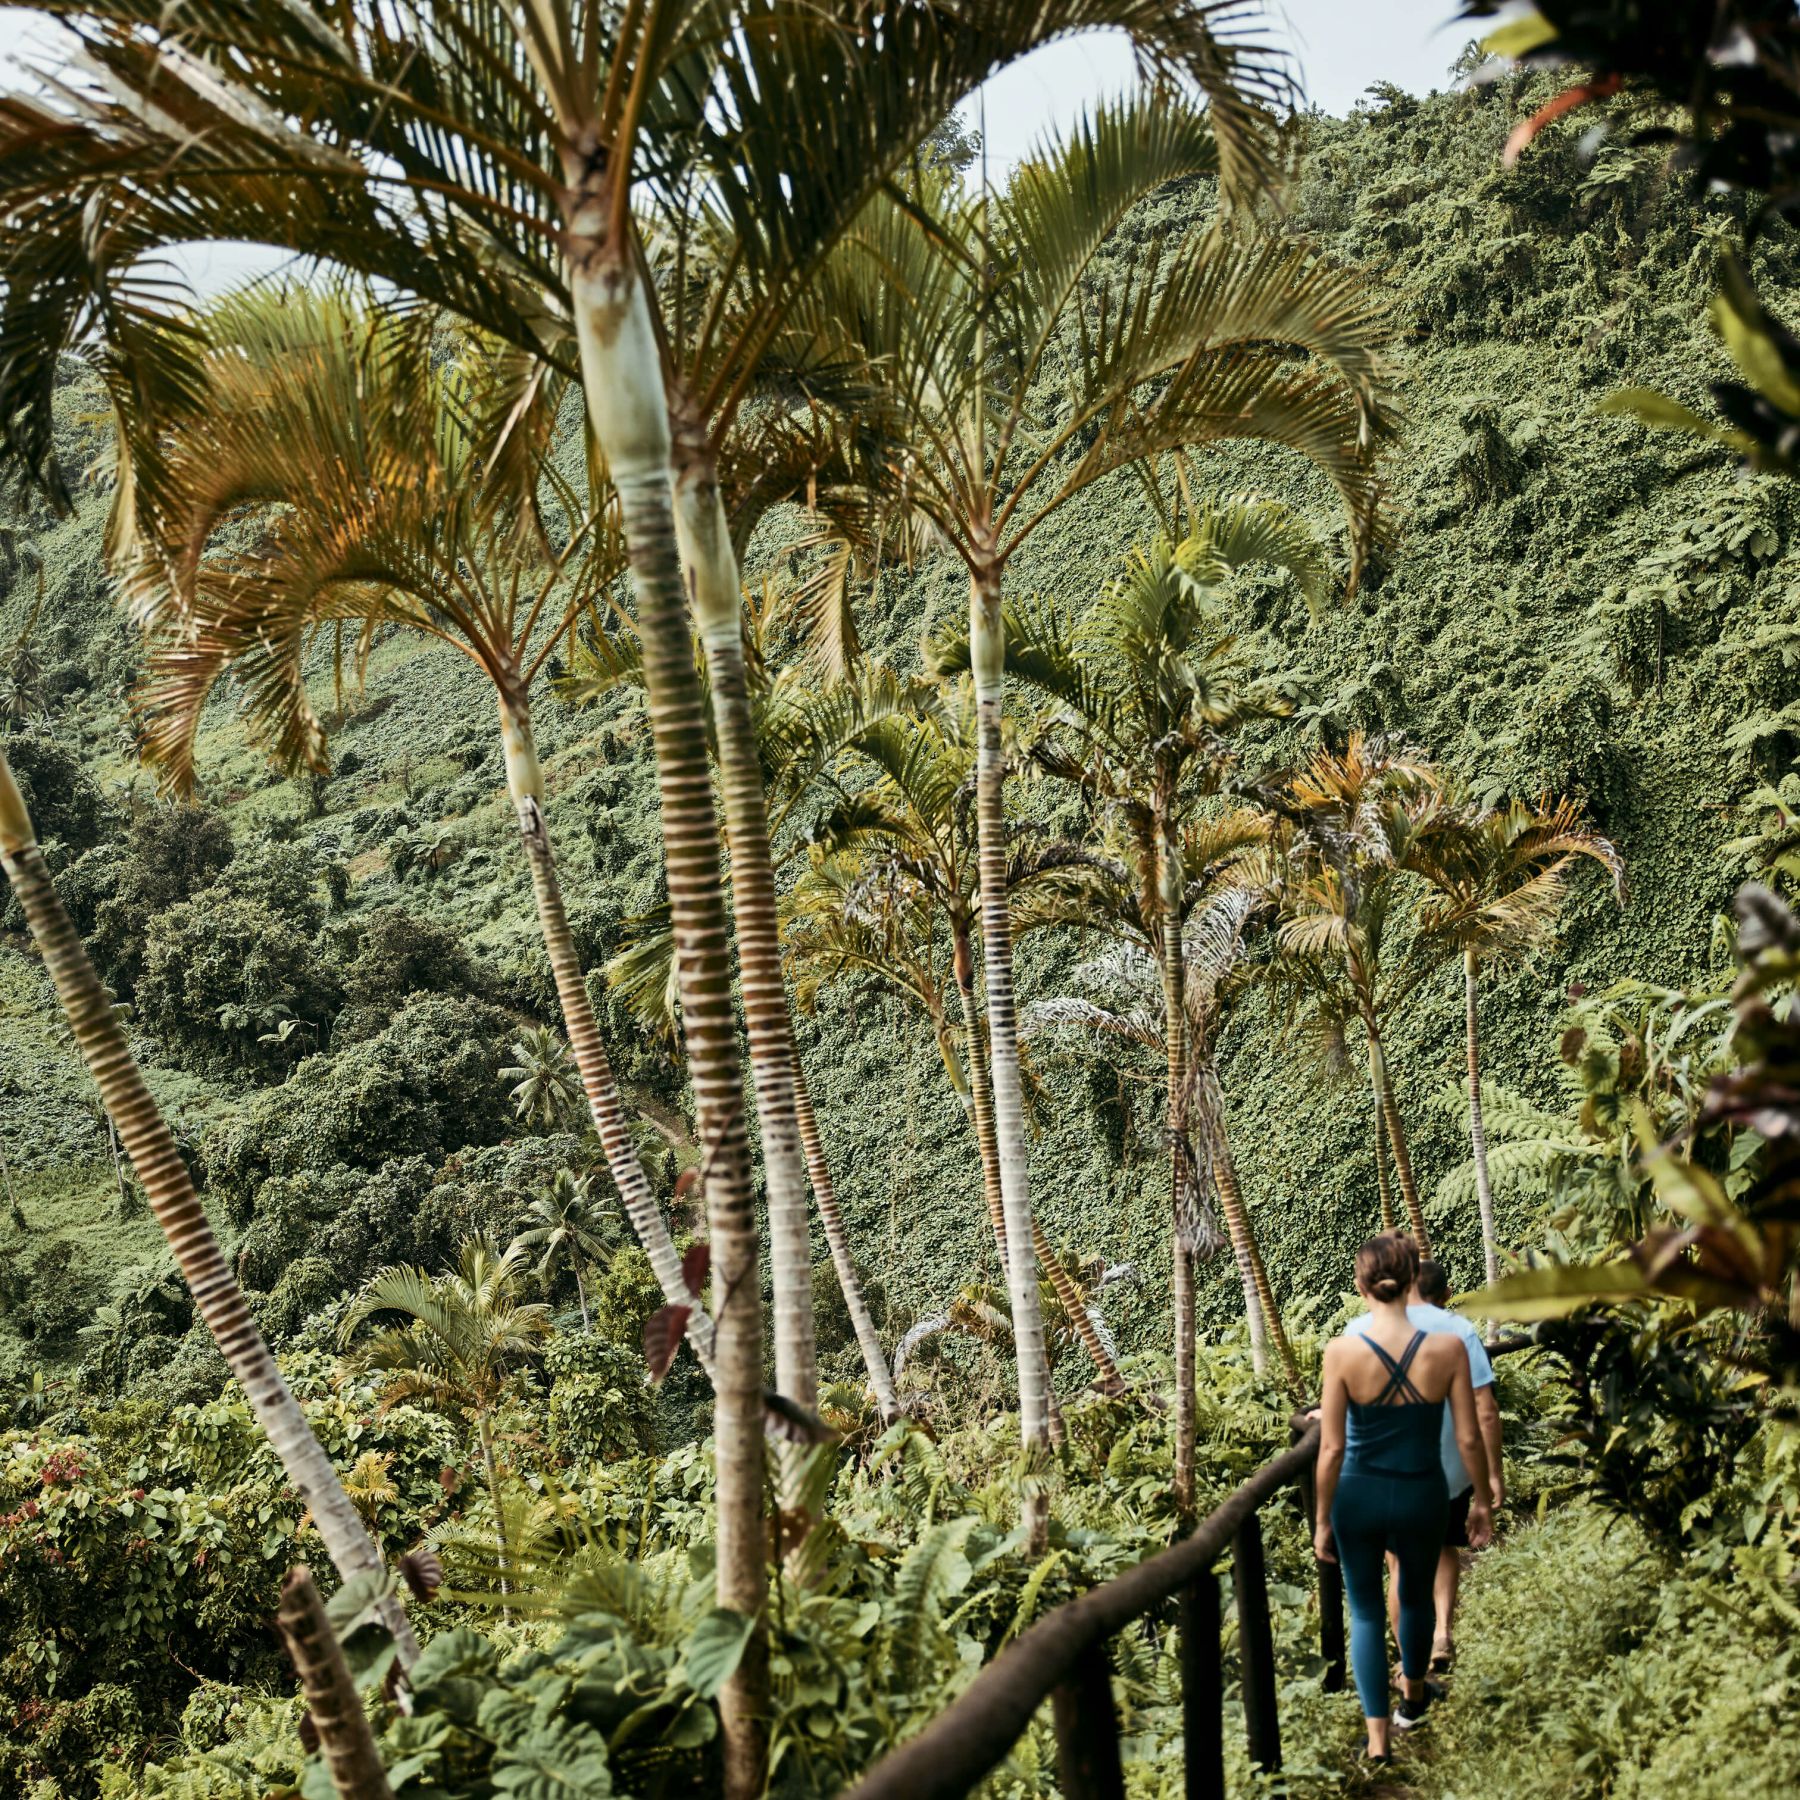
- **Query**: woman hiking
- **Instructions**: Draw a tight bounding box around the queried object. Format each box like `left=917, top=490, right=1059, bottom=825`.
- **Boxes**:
left=1313, top=1232, right=1494, bottom=1765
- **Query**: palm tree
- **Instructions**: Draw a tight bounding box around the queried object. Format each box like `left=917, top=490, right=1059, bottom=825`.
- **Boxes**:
left=118, top=290, right=715, bottom=1379
left=511, top=1169, right=618, bottom=1330
left=502, top=1027, right=587, bottom=1134
left=0, top=15, right=1303, bottom=1782
left=340, top=1235, right=553, bottom=1594
left=814, top=98, right=1392, bottom=1462
left=1263, top=736, right=1456, bottom=1251
left=1415, top=795, right=1625, bottom=1288
left=0, top=743, right=419, bottom=1663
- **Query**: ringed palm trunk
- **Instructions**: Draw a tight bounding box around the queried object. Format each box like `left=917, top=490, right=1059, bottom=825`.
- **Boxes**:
left=1465, top=947, right=1502, bottom=1309
left=1372, top=1103, right=1396, bottom=1233
left=0, top=750, right=419, bottom=1668
left=790, top=1052, right=902, bottom=1424
left=559, top=199, right=764, bottom=1791
left=498, top=688, right=713, bottom=1376
left=968, top=571, right=1052, bottom=1497
left=1156, top=826, right=1197, bottom=1516
left=476, top=1407, right=511, bottom=1610
left=1365, top=1020, right=1429, bottom=1251
left=275, top=1568, right=395, bottom=1800
left=675, top=470, right=818, bottom=1523
left=955, top=954, right=1124, bottom=1401
left=1205, top=1082, right=1301, bottom=1390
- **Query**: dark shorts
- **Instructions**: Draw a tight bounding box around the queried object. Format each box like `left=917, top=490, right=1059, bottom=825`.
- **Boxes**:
left=1444, top=1486, right=1473, bottom=1549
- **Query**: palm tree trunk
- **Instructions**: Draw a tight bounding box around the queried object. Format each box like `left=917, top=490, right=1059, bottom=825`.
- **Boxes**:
left=498, top=691, right=714, bottom=1376
left=0, top=1143, right=24, bottom=1230
left=791, top=1052, right=902, bottom=1424
left=1156, top=828, right=1197, bottom=1517
left=560, top=226, right=764, bottom=1790
left=0, top=750, right=418, bottom=1668
left=274, top=1568, right=395, bottom=1800
left=1372, top=1102, right=1395, bottom=1232
left=1366, top=1022, right=1429, bottom=1251
left=968, top=571, right=1052, bottom=1510
left=955, top=959, right=1123, bottom=1399
left=574, top=1264, right=590, bottom=1334
left=677, top=477, right=818, bottom=1529
left=1207, top=1091, right=1301, bottom=1389
left=1465, top=949, right=1501, bottom=1295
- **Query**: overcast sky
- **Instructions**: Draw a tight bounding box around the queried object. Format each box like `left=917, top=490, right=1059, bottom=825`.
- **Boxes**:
left=2, top=0, right=1478, bottom=292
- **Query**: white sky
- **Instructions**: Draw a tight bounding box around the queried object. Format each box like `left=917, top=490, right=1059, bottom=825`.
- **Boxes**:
left=2, top=0, right=1476, bottom=293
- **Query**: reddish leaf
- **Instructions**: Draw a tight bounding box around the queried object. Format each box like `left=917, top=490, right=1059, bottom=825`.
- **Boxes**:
left=399, top=1548, right=443, bottom=1603
left=644, top=1304, right=692, bottom=1384
left=681, top=1240, right=711, bottom=1298
left=674, top=1167, right=702, bottom=1202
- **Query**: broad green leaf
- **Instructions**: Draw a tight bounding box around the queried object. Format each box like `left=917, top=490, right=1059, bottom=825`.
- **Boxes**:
left=1458, top=1260, right=1649, bottom=1320
left=681, top=1606, right=757, bottom=1702
left=1712, top=260, right=1800, bottom=414
left=1597, top=387, right=1744, bottom=444
left=490, top=1716, right=613, bottom=1799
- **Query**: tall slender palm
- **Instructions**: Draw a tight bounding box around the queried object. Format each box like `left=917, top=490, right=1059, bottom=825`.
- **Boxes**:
left=963, top=504, right=1319, bottom=1494
left=0, top=13, right=1302, bottom=1782
left=0, top=745, right=420, bottom=1664
left=511, top=1170, right=619, bottom=1330
left=1263, top=736, right=1456, bottom=1251
left=116, top=290, right=714, bottom=1376
left=1415, top=795, right=1625, bottom=1287
left=818, top=99, right=1392, bottom=1460
left=341, top=1236, right=552, bottom=1593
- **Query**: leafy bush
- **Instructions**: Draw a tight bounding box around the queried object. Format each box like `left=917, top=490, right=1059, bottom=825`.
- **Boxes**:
left=545, top=1336, right=659, bottom=1463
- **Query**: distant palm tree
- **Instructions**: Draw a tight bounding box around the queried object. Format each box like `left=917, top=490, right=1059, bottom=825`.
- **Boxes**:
left=1264, top=736, right=1457, bottom=1251
left=511, top=1170, right=618, bottom=1330
left=502, top=1028, right=587, bottom=1134
left=1416, top=795, right=1625, bottom=1287
left=0, top=743, right=419, bottom=1663
left=340, top=1236, right=552, bottom=1595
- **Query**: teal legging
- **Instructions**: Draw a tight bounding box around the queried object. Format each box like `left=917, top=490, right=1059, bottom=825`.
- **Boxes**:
left=1330, top=1470, right=1447, bottom=1717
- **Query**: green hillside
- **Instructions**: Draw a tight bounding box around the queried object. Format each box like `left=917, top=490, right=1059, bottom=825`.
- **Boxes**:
left=4, top=68, right=1793, bottom=1392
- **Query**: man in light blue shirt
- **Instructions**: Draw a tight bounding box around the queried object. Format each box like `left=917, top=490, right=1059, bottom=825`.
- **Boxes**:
left=1345, top=1258, right=1504, bottom=1671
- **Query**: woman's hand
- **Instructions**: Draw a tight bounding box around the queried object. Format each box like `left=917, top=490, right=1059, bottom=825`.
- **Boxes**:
left=1313, top=1521, right=1337, bottom=1564
left=1467, top=1497, right=1494, bottom=1550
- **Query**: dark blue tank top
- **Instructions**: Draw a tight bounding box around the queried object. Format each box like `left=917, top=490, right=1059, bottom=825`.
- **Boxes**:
left=1344, top=1330, right=1446, bottom=1481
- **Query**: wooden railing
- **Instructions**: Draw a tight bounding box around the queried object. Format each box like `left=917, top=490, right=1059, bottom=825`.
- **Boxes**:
left=843, top=1338, right=1532, bottom=1800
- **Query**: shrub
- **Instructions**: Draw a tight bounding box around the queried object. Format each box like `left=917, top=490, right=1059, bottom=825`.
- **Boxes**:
left=546, top=1337, right=658, bottom=1462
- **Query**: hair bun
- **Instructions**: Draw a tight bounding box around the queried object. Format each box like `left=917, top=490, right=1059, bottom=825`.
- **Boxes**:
left=1371, top=1277, right=1402, bottom=1301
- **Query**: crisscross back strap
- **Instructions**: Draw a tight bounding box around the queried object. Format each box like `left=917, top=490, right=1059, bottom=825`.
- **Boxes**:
left=1360, top=1329, right=1429, bottom=1404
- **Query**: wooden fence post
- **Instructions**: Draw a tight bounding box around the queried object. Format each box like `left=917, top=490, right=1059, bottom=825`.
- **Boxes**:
left=1292, top=1432, right=1347, bottom=1694
left=1179, top=1566, right=1224, bottom=1800
left=1232, top=1513, right=1281, bottom=1773
left=1051, top=1638, right=1126, bottom=1800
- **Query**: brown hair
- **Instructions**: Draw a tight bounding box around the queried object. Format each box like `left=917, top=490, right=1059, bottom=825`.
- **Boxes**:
left=1355, top=1232, right=1419, bottom=1303
left=1417, top=1259, right=1450, bottom=1304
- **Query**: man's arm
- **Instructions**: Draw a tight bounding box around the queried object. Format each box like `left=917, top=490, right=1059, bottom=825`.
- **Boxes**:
left=1475, top=1384, right=1503, bottom=1508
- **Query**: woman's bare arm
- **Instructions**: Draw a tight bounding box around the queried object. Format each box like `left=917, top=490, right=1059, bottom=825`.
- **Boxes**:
left=1445, top=1351, right=1494, bottom=1547
left=1313, top=1343, right=1348, bottom=1563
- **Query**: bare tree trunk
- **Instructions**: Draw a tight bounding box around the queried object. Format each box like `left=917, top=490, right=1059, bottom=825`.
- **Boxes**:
left=1465, top=950, right=1500, bottom=1285
left=791, top=1052, right=902, bottom=1424
left=0, top=750, right=417, bottom=1668
left=1207, top=1093, right=1301, bottom=1390
left=499, top=691, right=713, bottom=1377
left=1367, top=1023, right=1429, bottom=1251
left=274, top=1567, right=394, bottom=1800
left=1466, top=949, right=1499, bottom=1337
left=1373, top=1102, right=1395, bottom=1233
left=559, top=223, right=764, bottom=1791
left=677, top=477, right=818, bottom=1535
left=1158, top=816, right=1198, bottom=1516
left=478, top=1411, right=510, bottom=1612
left=956, top=959, right=1122, bottom=1398
left=969, top=570, right=1051, bottom=1535
left=0, top=1142, right=24, bottom=1230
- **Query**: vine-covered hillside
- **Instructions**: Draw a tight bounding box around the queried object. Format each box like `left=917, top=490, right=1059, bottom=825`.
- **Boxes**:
left=2, top=64, right=1793, bottom=1397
